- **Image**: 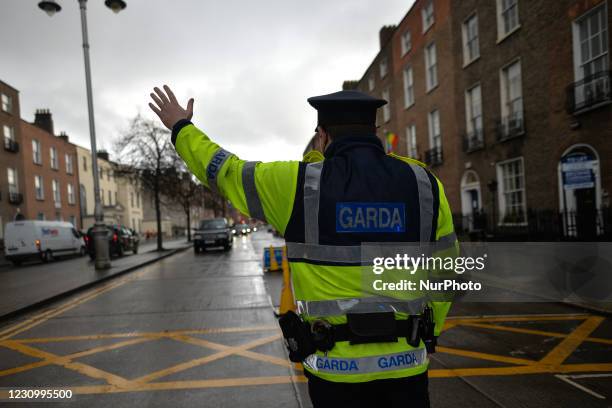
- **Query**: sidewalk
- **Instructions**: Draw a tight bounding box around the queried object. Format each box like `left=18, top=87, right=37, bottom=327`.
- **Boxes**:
left=0, top=238, right=191, bottom=319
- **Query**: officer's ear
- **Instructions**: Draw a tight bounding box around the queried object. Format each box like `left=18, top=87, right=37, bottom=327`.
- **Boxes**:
left=317, top=126, right=331, bottom=151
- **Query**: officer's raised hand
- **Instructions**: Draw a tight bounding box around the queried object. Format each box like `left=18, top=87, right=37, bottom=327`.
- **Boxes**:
left=148, top=85, right=194, bottom=130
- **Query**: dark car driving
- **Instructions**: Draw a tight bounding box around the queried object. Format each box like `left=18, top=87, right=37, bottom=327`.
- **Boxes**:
left=194, top=218, right=233, bottom=252
left=85, top=225, right=139, bottom=259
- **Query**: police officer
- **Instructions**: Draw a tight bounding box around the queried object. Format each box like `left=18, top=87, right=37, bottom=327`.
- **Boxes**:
left=149, top=85, right=457, bottom=408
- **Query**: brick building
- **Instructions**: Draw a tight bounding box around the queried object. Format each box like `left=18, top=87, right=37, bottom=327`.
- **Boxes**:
left=342, top=0, right=611, bottom=239
left=19, top=110, right=81, bottom=228
left=0, top=80, right=25, bottom=244
left=346, top=0, right=462, bottom=212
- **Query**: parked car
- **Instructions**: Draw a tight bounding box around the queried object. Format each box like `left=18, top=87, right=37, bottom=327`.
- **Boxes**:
left=4, top=220, right=86, bottom=265
left=194, top=218, right=233, bottom=252
left=85, top=225, right=139, bottom=259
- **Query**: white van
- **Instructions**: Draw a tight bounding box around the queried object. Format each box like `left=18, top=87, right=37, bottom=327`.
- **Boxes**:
left=4, top=220, right=86, bottom=265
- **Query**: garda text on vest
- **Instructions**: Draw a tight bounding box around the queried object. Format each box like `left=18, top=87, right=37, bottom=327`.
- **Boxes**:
left=336, top=202, right=406, bottom=233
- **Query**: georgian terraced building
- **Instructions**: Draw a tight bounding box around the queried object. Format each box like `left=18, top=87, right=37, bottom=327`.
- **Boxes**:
left=345, top=0, right=611, bottom=240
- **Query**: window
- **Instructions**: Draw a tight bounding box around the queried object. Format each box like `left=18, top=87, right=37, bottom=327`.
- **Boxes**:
left=108, top=170, right=111, bottom=181
left=50, top=147, right=58, bottom=170
left=82, top=156, right=88, bottom=172
left=571, top=4, right=610, bottom=111
left=67, top=183, right=75, bottom=205
left=428, top=110, right=441, bottom=149
left=137, top=192, right=141, bottom=208
left=379, top=57, right=388, bottom=78
left=37, top=212, right=45, bottom=221
left=500, top=60, right=524, bottom=134
left=497, top=157, right=526, bottom=224
left=401, top=31, right=412, bottom=56
left=69, top=215, right=76, bottom=227
left=35, top=175, right=44, bottom=200
left=101, top=189, right=105, bottom=205
left=108, top=190, right=112, bottom=206
left=403, top=66, right=415, bottom=108
left=99, top=168, right=104, bottom=179
left=1, top=93, right=12, bottom=113
left=406, top=125, right=418, bottom=158
left=463, top=14, right=480, bottom=64
left=422, top=0, right=434, bottom=32
left=32, top=139, right=42, bottom=164
left=382, top=88, right=391, bottom=123
left=497, top=0, right=519, bottom=38
left=52, top=180, right=61, bottom=205
left=368, top=75, right=375, bottom=91
left=425, top=42, right=438, bottom=91
left=465, top=84, right=483, bottom=137
left=7, top=168, right=18, bottom=193
left=114, top=191, right=117, bottom=205
left=66, top=154, right=73, bottom=174
left=130, top=192, right=134, bottom=207
left=3, top=125, right=15, bottom=151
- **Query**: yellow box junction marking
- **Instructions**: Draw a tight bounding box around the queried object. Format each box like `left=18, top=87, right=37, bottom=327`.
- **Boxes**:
left=0, top=313, right=609, bottom=396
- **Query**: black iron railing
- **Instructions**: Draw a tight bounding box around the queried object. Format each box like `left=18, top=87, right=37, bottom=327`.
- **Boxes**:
left=3, top=138, right=19, bottom=153
left=424, top=146, right=443, bottom=166
left=8, top=192, right=23, bottom=205
left=463, top=128, right=484, bottom=152
left=453, top=208, right=612, bottom=241
left=566, top=70, right=612, bottom=114
left=495, top=114, right=524, bottom=142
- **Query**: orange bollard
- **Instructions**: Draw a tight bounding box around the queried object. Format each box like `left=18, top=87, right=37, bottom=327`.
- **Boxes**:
left=279, top=246, right=296, bottom=314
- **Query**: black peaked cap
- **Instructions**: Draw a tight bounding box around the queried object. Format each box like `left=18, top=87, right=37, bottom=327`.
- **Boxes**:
left=307, top=90, right=387, bottom=127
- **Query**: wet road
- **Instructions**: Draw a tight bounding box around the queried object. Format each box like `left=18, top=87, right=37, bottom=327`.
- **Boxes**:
left=0, top=231, right=610, bottom=407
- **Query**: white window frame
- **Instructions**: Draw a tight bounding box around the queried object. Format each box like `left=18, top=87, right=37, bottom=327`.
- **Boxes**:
left=7, top=168, right=19, bottom=194
left=406, top=124, right=418, bottom=158
left=368, top=74, right=375, bottom=91
left=67, top=183, right=75, bottom=205
left=496, top=0, right=520, bottom=41
left=3, top=125, right=14, bottom=142
left=499, top=59, right=524, bottom=127
left=32, top=139, right=42, bottom=164
left=425, top=42, right=438, bottom=92
left=401, top=31, right=412, bottom=56
left=52, top=179, right=61, bottom=205
left=462, top=13, right=480, bottom=66
left=379, top=57, right=388, bottom=79
left=427, top=109, right=441, bottom=149
left=496, top=157, right=527, bottom=225
left=65, top=153, right=74, bottom=174
left=422, top=0, right=435, bottom=33
left=382, top=88, right=391, bottom=123
left=465, top=83, right=483, bottom=136
left=35, top=175, right=44, bottom=200
left=1, top=93, right=12, bottom=113
left=403, top=66, right=415, bottom=108
left=50, top=147, right=58, bottom=170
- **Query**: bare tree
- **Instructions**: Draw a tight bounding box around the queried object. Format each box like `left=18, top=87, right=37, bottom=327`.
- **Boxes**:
left=114, top=115, right=177, bottom=251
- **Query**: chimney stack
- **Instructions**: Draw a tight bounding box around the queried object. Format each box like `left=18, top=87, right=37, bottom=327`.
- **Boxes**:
left=97, top=150, right=110, bottom=161
left=58, top=131, right=69, bottom=142
left=379, top=25, right=396, bottom=49
left=34, top=109, right=54, bottom=135
left=342, top=80, right=359, bottom=90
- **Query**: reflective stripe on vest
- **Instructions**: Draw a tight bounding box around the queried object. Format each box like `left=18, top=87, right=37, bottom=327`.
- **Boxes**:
left=303, top=348, right=427, bottom=374
left=242, top=161, right=267, bottom=222
left=206, top=148, right=233, bottom=195
left=304, top=162, right=324, bottom=244
left=408, top=163, right=435, bottom=242
left=297, top=297, right=427, bottom=317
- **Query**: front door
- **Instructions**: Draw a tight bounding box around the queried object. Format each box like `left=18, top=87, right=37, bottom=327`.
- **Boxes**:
left=574, top=187, right=597, bottom=240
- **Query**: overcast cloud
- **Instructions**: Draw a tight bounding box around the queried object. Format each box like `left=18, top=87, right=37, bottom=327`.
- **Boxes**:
left=1, top=0, right=412, bottom=162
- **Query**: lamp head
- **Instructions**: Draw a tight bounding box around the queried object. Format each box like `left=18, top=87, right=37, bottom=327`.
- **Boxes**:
left=38, top=1, right=62, bottom=16
left=105, top=0, right=127, bottom=13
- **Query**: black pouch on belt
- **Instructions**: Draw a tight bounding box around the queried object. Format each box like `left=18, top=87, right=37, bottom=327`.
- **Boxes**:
left=278, top=311, right=316, bottom=362
left=346, top=312, right=398, bottom=344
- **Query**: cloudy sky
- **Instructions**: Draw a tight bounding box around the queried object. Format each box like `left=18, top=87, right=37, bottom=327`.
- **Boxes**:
left=1, top=0, right=412, bottom=162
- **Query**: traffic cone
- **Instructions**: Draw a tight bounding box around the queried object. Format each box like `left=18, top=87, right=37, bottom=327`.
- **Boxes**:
left=269, top=245, right=279, bottom=272
left=279, top=246, right=295, bottom=314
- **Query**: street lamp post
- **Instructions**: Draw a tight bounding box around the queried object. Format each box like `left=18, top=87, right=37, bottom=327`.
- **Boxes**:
left=38, top=0, right=126, bottom=270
